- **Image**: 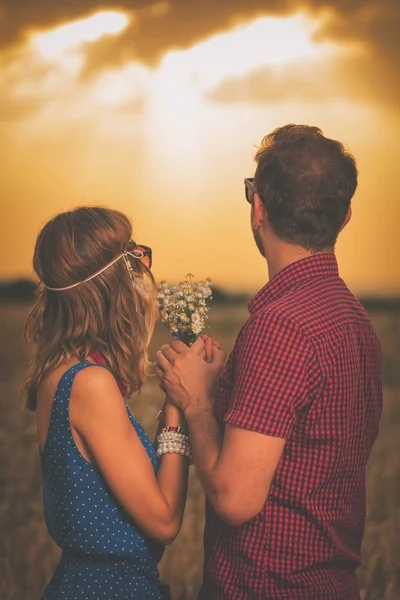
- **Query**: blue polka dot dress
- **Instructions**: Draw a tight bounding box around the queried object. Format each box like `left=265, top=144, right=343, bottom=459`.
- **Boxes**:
left=41, top=363, right=170, bottom=599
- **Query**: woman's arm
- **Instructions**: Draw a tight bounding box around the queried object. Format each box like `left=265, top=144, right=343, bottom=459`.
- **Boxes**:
left=154, top=397, right=167, bottom=440
left=70, top=366, right=189, bottom=545
left=154, top=399, right=189, bottom=538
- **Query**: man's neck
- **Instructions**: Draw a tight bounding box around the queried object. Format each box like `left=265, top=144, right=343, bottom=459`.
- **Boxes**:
left=266, top=244, right=334, bottom=280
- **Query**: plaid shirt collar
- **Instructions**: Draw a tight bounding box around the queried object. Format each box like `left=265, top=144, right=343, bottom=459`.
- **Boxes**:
left=249, top=253, right=339, bottom=315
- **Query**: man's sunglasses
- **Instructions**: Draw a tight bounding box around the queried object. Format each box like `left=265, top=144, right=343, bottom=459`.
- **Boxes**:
left=244, top=178, right=258, bottom=204
left=131, top=243, right=153, bottom=270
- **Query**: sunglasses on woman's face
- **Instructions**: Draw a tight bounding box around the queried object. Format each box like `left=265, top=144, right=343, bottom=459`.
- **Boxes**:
left=244, top=178, right=258, bottom=205
left=131, top=244, right=153, bottom=269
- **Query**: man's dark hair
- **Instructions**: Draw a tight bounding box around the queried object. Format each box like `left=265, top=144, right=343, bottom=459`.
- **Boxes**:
left=254, top=124, right=358, bottom=251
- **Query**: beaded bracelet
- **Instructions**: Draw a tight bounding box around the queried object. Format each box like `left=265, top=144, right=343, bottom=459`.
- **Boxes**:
left=156, top=442, right=193, bottom=464
left=156, top=444, right=193, bottom=464
left=156, top=431, right=193, bottom=464
left=157, top=431, right=188, bottom=445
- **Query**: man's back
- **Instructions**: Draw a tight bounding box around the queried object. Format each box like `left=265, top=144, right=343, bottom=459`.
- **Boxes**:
left=202, top=254, right=382, bottom=599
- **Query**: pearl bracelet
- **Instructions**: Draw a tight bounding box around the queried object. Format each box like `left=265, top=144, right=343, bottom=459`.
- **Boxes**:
left=156, top=431, right=193, bottom=464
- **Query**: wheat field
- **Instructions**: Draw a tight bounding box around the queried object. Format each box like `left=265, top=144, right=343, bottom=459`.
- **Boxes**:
left=0, top=303, right=399, bottom=600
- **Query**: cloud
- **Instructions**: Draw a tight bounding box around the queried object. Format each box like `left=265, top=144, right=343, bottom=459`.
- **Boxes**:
left=206, top=62, right=337, bottom=105
left=0, top=0, right=398, bottom=106
left=0, top=1, right=140, bottom=47
left=0, top=49, right=54, bottom=122
left=310, top=0, right=400, bottom=105
left=203, top=0, right=400, bottom=108
left=0, top=1, right=398, bottom=62
left=206, top=54, right=399, bottom=109
left=0, top=1, right=289, bottom=53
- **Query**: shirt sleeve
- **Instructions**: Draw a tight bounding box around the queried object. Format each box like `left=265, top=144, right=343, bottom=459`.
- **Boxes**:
left=224, top=311, right=311, bottom=439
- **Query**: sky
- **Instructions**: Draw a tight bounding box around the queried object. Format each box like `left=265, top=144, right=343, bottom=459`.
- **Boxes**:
left=0, top=0, right=399, bottom=294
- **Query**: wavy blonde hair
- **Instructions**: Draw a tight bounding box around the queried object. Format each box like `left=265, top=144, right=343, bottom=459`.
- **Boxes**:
left=24, top=206, right=157, bottom=411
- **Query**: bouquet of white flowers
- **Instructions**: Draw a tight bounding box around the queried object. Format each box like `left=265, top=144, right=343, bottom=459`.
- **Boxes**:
left=156, top=273, right=213, bottom=345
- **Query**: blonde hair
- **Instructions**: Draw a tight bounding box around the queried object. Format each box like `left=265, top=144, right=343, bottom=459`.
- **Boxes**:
left=24, top=206, right=157, bottom=410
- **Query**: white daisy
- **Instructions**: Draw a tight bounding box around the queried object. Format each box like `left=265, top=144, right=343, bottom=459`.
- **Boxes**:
left=192, top=323, right=203, bottom=335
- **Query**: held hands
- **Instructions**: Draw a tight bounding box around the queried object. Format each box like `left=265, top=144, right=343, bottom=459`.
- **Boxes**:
left=155, top=336, right=226, bottom=415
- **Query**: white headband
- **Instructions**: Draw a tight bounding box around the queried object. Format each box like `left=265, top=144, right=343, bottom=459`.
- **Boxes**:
left=43, top=249, right=145, bottom=292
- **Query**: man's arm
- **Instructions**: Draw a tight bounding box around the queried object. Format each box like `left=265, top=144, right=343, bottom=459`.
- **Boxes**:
left=184, top=399, right=285, bottom=526
left=156, top=315, right=310, bottom=526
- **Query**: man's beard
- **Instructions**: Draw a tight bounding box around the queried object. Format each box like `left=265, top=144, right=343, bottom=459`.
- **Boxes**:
left=253, top=227, right=266, bottom=258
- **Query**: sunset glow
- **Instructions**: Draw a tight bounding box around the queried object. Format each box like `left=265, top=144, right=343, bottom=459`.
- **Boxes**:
left=2, top=5, right=399, bottom=598
left=144, top=13, right=342, bottom=189
left=0, top=4, right=399, bottom=294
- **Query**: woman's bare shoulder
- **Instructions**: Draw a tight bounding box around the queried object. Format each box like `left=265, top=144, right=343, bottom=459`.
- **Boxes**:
left=73, top=364, right=120, bottom=398
left=70, top=364, right=126, bottom=427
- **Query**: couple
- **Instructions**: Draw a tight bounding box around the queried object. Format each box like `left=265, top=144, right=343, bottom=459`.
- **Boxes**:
left=25, top=125, right=382, bottom=600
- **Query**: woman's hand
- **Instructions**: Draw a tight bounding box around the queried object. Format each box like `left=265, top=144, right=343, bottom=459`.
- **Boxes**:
left=155, top=395, right=187, bottom=434
left=201, top=334, right=222, bottom=363
left=164, top=335, right=222, bottom=364
left=164, top=395, right=187, bottom=429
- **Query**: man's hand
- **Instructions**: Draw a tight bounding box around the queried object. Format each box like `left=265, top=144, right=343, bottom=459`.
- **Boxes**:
left=155, top=338, right=226, bottom=414
left=168, top=335, right=221, bottom=363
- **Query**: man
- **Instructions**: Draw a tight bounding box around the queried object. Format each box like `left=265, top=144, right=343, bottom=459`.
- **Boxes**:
left=155, top=124, right=382, bottom=599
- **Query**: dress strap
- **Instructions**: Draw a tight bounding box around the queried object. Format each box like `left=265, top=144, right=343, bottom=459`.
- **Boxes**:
left=43, top=362, right=101, bottom=456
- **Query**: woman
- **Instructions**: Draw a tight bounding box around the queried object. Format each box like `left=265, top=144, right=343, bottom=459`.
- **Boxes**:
left=24, top=206, right=192, bottom=599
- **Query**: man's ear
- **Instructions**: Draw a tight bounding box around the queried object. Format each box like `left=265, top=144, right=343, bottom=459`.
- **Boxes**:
left=252, top=193, right=267, bottom=230
left=339, top=206, right=352, bottom=233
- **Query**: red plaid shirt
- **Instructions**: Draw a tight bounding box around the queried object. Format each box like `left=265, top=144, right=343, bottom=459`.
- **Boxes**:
left=200, top=254, right=382, bottom=600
